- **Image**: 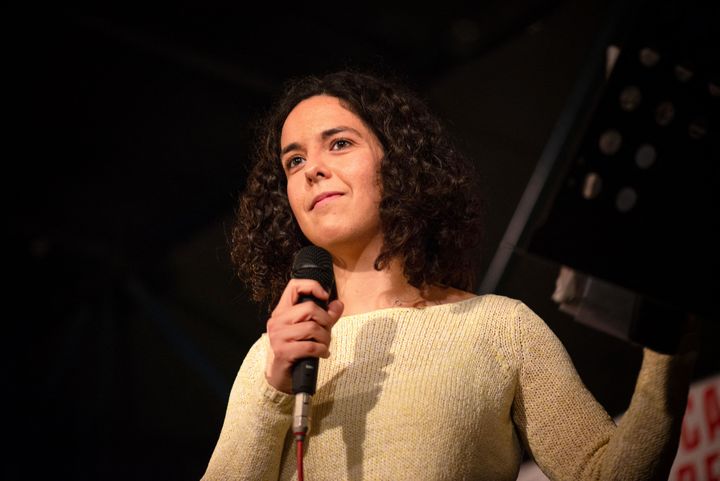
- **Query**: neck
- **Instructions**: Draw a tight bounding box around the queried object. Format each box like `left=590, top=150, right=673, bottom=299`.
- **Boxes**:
left=332, top=258, right=474, bottom=316
left=332, top=257, right=418, bottom=316
left=325, top=237, right=475, bottom=316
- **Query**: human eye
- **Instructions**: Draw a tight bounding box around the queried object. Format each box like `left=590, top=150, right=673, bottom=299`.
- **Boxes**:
left=330, top=138, right=353, bottom=150
left=285, top=155, right=305, bottom=171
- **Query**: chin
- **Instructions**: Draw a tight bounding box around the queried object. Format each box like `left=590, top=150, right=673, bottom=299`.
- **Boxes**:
left=304, top=233, right=347, bottom=252
left=299, top=217, right=382, bottom=253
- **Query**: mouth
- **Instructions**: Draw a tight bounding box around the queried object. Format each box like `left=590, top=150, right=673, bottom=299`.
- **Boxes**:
left=311, top=192, right=343, bottom=210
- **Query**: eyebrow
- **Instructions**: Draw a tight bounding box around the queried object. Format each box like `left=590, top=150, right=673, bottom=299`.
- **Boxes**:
left=280, top=126, right=362, bottom=157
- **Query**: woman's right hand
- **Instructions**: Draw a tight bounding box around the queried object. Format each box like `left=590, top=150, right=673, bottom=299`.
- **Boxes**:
left=264, top=279, right=344, bottom=394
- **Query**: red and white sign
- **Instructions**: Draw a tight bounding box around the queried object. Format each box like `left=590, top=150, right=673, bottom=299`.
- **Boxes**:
left=670, top=374, right=720, bottom=481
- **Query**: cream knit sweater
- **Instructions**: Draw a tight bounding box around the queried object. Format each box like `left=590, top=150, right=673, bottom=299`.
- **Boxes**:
left=201, top=294, right=689, bottom=481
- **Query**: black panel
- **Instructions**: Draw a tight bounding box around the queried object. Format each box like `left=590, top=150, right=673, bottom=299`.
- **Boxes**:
left=522, top=0, right=719, bottom=319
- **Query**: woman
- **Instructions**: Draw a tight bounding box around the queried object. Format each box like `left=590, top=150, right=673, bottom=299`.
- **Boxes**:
left=201, top=70, right=695, bottom=480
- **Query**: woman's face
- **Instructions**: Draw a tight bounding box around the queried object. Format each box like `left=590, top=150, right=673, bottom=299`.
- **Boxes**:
left=280, top=95, right=385, bottom=256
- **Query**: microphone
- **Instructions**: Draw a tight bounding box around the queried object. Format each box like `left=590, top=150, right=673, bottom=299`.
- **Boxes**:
left=290, top=245, right=334, bottom=440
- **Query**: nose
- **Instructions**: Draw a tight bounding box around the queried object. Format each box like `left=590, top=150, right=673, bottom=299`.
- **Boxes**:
left=304, top=155, right=331, bottom=184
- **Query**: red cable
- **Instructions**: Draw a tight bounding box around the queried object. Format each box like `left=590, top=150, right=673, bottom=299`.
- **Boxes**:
left=296, top=437, right=304, bottom=481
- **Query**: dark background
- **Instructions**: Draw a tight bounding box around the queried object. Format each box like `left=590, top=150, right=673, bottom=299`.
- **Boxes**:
left=13, top=1, right=718, bottom=479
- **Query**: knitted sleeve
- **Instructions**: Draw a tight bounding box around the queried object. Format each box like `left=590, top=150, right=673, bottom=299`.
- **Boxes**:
left=200, top=334, right=294, bottom=481
left=511, top=301, right=693, bottom=481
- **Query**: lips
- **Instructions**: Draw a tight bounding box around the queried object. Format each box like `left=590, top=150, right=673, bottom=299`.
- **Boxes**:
left=311, top=191, right=343, bottom=210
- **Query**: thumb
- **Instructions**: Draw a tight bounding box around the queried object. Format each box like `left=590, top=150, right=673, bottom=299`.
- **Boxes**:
left=327, top=299, right=344, bottom=325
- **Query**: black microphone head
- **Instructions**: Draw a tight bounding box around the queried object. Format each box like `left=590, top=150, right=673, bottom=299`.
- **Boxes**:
left=291, top=245, right=334, bottom=292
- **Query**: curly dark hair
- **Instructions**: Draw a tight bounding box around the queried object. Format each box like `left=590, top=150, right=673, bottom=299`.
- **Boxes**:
left=230, top=69, right=485, bottom=311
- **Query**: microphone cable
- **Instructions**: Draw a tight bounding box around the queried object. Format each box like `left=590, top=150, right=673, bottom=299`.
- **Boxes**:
left=296, top=437, right=305, bottom=481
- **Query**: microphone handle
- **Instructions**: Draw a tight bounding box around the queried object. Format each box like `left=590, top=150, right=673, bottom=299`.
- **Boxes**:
left=292, top=294, right=327, bottom=395
left=292, top=358, right=319, bottom=395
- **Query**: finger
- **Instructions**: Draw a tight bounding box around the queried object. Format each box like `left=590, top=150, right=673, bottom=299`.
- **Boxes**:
left=280, top=321, right=332, bottom=346
left=275, top=278, right=329, bottom=309
left=289, top=341, right=331, bottom=360
left=290, top=280, right=331, bottom=306
left=275, top=337, right=331, bottom=362
left=273, top=299, right=342, bottom=332
left=267, top=310, right=333, bottom=355
left=269, top=301, right=334, bottom=331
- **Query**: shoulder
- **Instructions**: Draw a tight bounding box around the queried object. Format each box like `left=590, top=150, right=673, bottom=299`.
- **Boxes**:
left=440, top=292, right=524, bottom=314
left=436, top=294, right=544, bottom=346
left=427, top=286, right=521, bottom=309
left=423, top=293, right=526, bottom=330
left=468, top=294, right=546, bottom=324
